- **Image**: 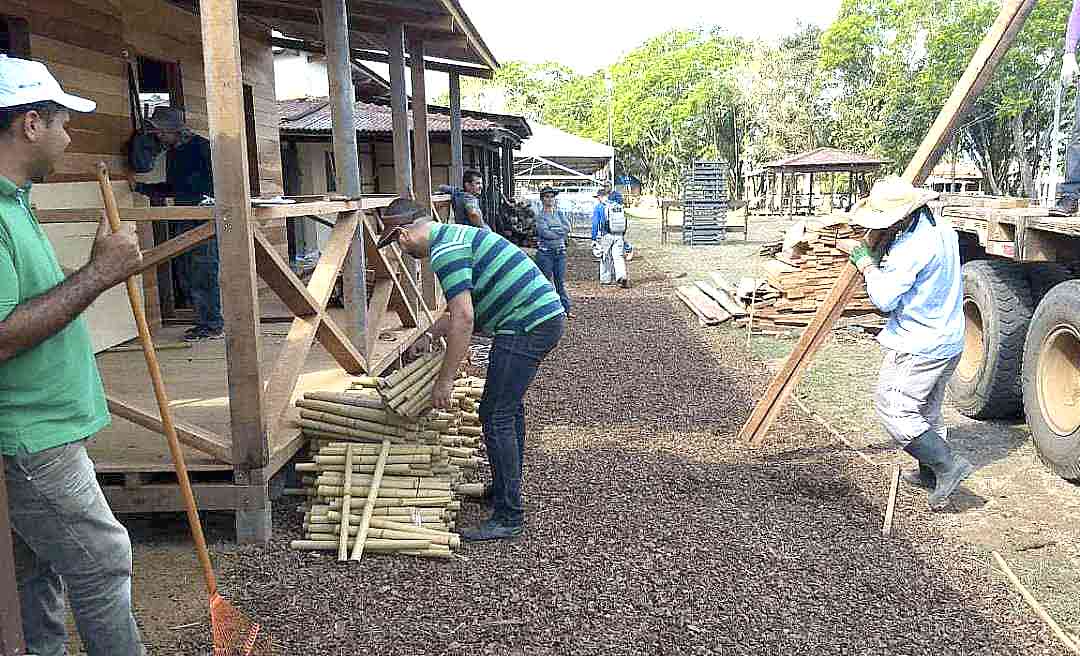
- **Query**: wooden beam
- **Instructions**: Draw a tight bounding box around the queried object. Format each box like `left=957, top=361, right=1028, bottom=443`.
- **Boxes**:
left=137, top=222, right=216, bottom=273
left=35, top=206, right=213, bottom=223
left=431, top=0, right=499, bottom=71
left=199, top=0, right=270, bottom=543
left=739, top=0, right=1038, bottom=447
left=271, top=36, right=494, bottom=78
left=409, top=36, right=438, bottom=309
left=386, top=23, right=413, bottom=197
left=105, top=395, right=233, bottom=463
left=0, top=467, right=25, bottom=656
left=449, top=71, right=464, bottom=186
left=102, top=483, right=250, bottom=514
left=321, top=0, right=369, bottom=357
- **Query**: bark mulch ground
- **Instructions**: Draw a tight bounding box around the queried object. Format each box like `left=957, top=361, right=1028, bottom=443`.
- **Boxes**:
left=172, top=243, right=1069, bottom=655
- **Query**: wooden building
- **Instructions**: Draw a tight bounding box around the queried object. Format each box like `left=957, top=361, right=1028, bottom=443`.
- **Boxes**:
left=0, top=0, right=499, bottom=544
left=279, top=96, right=529, bottom=250
left=746, top=147, right=887, bottom=216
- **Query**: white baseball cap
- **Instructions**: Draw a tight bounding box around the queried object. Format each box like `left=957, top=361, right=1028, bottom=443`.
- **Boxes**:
left=0, top=55, right=96, bottom=113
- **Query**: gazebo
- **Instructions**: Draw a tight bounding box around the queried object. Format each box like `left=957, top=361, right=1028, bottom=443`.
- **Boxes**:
left=513, top=123, right=614, bottom=192
left=747, top=147, right=888, bottom=216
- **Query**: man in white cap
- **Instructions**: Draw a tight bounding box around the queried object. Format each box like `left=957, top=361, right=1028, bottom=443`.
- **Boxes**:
left=845, top=176, right=974, bottom=510
left=0, top=55, right=146, bottom=654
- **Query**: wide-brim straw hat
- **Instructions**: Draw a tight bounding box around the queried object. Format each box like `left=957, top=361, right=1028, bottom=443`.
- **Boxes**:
left=849, top=176, right=940, bottom=230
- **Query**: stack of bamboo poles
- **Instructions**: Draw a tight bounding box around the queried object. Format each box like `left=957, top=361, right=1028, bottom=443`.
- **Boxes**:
left=288, top=371, right=488, bottom=559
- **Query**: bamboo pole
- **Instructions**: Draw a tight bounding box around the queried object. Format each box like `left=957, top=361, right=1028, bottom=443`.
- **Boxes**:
left=305, top=391, right=385, bottom=410
left=290, top=538, right=430, bottom=552
left=317, top=485, right=450, bottom=499
left=315, top=474, right=452, bottom=491
left=350, top=439, right=391, bottom=561
left=297, top=399, right=418, bottom=428
left=882, top=466, right=900, bottom=537
left=299, top=410, right=416, bottom=438
left=337, top=445, right=355, bottom=560
left=991, top=551, right=1080, bottom=655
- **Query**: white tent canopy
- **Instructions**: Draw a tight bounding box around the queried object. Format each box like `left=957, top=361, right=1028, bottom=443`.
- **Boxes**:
left=515, top=123, right=613, bottom=182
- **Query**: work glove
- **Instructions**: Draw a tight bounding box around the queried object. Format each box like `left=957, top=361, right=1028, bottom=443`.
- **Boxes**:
left=850, top=244, right=875, bottom=273
left=1063, top=52, right=1079, bottom=87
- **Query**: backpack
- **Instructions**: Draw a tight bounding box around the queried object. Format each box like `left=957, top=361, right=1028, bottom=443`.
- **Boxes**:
left=607, top=201, right=627, bottom=235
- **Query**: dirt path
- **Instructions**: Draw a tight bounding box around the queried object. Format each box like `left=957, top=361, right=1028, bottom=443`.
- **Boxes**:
left=121, top=238, right=1073, bottom=655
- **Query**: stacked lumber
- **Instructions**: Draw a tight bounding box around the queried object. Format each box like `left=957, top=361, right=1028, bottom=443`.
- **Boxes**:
left=289, top=372, right=487, bottom=559
left=758, top=240, right=783, bottom=257
left=744, top=218, right=886, bottom=332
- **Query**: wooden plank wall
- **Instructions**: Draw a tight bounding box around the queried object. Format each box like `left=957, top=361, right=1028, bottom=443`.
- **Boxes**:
left=1, top=0, right=286, bottom=250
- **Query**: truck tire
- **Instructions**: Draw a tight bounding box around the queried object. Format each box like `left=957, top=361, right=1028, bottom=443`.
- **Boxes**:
left=947, top=260, right=1034, bottom=418
left=1022, top=280, right=1080, bottom=482
left=1027, top=262, right=1073, bottom=306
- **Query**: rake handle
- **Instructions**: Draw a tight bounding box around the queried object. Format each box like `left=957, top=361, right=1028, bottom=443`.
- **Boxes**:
left=97, top=163, right=218, bottom=598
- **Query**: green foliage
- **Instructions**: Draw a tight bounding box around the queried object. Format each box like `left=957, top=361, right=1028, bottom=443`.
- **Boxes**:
left=452, top=1, right=1074, bottom=197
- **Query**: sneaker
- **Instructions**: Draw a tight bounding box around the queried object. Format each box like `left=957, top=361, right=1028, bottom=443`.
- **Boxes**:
left=460, top=518, right=523, bottom=542
left=1049, top=197, right=1078, bottom=217
left=183, top=328, right=225, bottom=342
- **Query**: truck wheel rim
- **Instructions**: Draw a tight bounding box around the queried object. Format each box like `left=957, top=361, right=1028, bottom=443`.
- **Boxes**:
left=1038, top=324, right=1080, bottom=437
left=956, top=299, right=985, bottom=383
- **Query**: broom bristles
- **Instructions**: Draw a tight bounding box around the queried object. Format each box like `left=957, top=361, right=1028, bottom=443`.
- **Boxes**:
left=210, top=593, right=275, bottom=655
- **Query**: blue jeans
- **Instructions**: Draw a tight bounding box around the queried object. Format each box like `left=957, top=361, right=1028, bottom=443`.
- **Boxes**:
left=4, top=441, right=145, bottom=656
left=535, top=249, right=571, bottom=314
left=479, top=316, right=565, bottom=525
left=174, top=221, right=223, bottom=332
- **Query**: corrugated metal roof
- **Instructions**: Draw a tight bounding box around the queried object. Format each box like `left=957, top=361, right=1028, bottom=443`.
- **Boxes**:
left=766, top=147, right=888, bottom=169
left=279, top=97, right=506, bottom=136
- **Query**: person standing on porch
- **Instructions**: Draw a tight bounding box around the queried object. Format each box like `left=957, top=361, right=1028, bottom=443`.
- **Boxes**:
left=1054, top=0, right=1080, bottom=216
left=132, top=106, right=223, bottom=341
left=0, top=55, right=147, bottom=656
left=534, top=187, right=572, bottom=315
left=376, top=198, right=565, bottom=542
left=438, top=168, right=486, bottom=228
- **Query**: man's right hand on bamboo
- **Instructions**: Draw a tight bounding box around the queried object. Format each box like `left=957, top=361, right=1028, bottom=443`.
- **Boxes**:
left=89, top=211, right=143, bottom=288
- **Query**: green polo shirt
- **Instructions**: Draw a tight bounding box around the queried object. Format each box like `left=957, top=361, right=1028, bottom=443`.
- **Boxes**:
left=0, top=176, right=109, bottom=456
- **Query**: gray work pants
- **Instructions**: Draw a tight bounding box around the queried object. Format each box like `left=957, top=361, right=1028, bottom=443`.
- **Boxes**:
left=598, top=234, right=627, bottom=284
left=1061, top=89, right=1080, bottom=199
left=4, top=441, right=145, bottom=656
left=874, top=349, right=960, bottom=446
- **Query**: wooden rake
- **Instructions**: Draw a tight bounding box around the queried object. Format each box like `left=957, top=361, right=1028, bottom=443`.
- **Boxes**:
left=97, top=164, right=274, bottom=656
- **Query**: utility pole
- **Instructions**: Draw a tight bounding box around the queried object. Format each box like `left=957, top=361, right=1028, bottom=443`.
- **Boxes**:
left=606, top=70, right=615, bottom=190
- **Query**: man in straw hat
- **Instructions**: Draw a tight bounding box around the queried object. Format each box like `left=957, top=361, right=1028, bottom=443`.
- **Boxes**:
left=0, top=55, right=146, bottom=655
left=376, top=198, right=565, bottom=541
left=844, top=176, right=974, bottom=510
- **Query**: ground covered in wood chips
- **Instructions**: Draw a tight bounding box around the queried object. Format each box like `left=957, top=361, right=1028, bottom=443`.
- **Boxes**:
left=152, top=241, right=1075, bottom=655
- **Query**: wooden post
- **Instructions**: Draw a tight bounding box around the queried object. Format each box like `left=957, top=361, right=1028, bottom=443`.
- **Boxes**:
left=0, top=467, right=26, bottom=656
left=386, top=23, right=413, bottom=198
left=409, top=36, right=437, bottom=309
left=449, top=72, right=464, bottom=187
left=739, top=0, right=1038, bottom=447
left=199, top=0, right=270, bottom=543
left=808, top=172, right=814, bottom=215
left=321, top=0, right=368, bottom=353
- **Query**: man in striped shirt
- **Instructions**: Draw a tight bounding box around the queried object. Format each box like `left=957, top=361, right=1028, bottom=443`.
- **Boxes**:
left=377, top=199, right=565, bottom=541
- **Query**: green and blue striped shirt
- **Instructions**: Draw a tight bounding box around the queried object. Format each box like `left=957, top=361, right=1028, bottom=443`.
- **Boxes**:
left=429, top=224, right=564, bottom=335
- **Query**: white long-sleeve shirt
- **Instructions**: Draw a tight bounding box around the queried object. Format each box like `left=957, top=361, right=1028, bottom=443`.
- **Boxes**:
left=863, top=214, right=964, bottom=359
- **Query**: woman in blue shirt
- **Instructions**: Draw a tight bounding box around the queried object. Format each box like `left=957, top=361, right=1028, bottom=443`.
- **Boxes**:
left=534, top=187, right=572, bottom=315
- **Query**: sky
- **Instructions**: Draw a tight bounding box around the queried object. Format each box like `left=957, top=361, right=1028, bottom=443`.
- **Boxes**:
left=462, top=0, right=845, bottom=74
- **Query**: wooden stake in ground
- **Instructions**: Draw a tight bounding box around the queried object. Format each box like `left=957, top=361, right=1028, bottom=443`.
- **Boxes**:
left=739, top=0, right=1038, bottom=447
left=882, top=466, right=900, bottom=536
left=991, top=551, right=1080, bottom=655
left=98, top=164, right=273, bottom=653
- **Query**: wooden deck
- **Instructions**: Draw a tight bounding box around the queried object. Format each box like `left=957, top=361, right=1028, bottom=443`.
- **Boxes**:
left=88, top=308, right=423, bottom=513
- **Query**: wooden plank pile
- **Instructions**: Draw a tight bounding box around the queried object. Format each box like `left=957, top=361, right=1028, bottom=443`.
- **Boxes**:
left=676, top=276, right=748, bottom=326
left=742, top=218, right=885, bottom=331
left=289, top=362, right=487, bottom=560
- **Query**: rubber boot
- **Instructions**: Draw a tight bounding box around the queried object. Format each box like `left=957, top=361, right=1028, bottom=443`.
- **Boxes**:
left=901, top=465, right=935, bottom=490
left=903, top=430, right=974, bottom=510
